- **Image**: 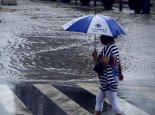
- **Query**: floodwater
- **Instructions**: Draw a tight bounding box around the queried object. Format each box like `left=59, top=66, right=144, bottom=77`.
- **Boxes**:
left=0, top=0, right=155, bottom=114
left=0, top=0, right=154, bottom=81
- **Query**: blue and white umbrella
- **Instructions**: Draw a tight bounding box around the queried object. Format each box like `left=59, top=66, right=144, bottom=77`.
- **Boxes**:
left=62, top=15, right=126, bottom=47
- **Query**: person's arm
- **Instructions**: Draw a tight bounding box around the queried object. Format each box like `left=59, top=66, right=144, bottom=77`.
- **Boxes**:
left=92, top=49, right=109, bottom=65
left=92, top=49, right=99, bottom=61
left=100, top=56, right=109, bottom=65
left=118, top=61, right=123, bottom=81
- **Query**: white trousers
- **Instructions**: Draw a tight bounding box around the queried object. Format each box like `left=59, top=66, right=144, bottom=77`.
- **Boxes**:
left=95, top=89, right=121, bottom=114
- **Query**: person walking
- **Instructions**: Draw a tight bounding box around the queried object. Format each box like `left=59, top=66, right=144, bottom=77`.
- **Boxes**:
left=92, top=35, right=123, bottom=115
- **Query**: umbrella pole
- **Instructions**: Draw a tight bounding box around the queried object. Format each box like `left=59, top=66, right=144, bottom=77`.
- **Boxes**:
left=94, top=34, right=96, bottom=49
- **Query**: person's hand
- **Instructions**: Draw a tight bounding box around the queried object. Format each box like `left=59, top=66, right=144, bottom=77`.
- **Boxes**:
left=119, top=74, right=123, bottom=81
left=92, top=49, right=98, bottom=59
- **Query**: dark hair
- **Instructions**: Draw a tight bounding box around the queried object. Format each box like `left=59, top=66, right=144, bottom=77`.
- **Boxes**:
left=100, top=35, right=115, bottom=45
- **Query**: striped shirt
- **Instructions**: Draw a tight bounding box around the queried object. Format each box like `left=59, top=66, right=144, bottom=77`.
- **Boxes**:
left=99, top=42, right=120, bottom=92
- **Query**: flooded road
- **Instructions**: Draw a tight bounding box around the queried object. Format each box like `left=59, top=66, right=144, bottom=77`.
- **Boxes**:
left=0, top=0, right=98, bottom=80
left=0, top=0, right=155, bottom=114
left=0, top=0, right=154, bottom=81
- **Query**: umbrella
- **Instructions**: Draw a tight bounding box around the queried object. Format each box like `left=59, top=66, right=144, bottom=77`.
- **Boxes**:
left=62, top=14, right=126, bottom=48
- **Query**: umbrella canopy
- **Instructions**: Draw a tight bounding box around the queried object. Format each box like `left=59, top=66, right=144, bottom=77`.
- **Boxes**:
left=62, top=15, right=126, bottom=37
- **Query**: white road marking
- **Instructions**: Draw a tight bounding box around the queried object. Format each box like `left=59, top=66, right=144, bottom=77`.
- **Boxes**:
left=34, top=84, right=91, bottom=115
left=0, top=84, right=32, bottom=115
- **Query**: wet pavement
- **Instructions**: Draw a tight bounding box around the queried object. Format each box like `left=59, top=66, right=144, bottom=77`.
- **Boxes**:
left=0, top=0, right=155, bottom=114
left=0, top=81, right=152, bottom=115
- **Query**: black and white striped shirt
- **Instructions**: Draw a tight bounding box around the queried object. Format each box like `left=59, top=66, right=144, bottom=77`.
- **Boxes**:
left=99, top=42, right=120, bottom=92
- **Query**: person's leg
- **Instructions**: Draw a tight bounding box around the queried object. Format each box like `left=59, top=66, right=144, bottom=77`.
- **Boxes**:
left=105, top=90, right=122, bottom=115
left=94, top=89, right=106, bottom=115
